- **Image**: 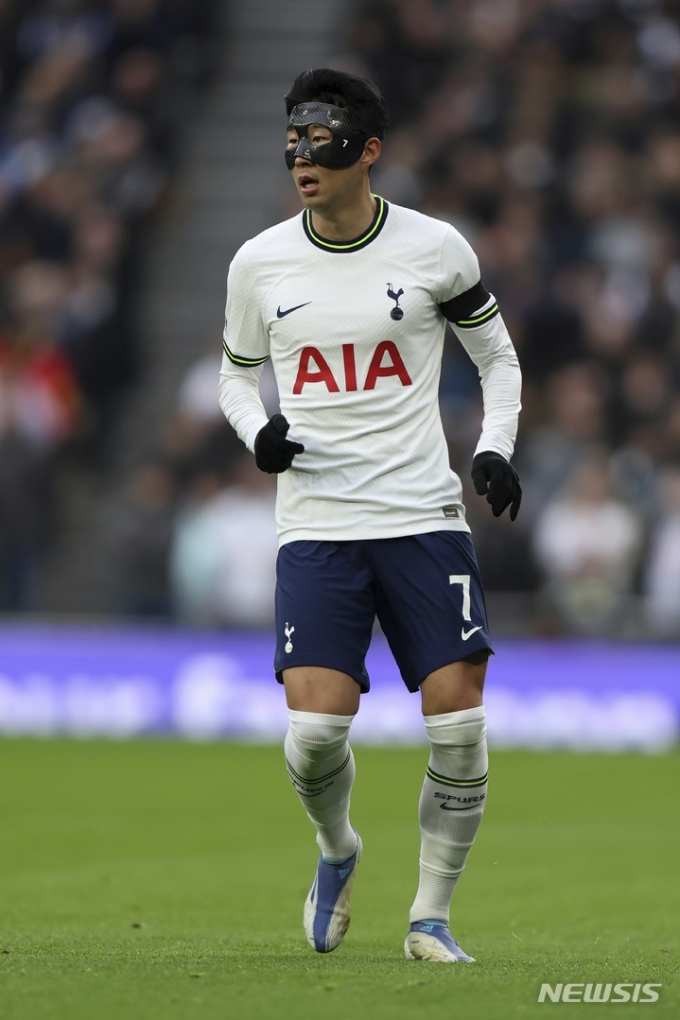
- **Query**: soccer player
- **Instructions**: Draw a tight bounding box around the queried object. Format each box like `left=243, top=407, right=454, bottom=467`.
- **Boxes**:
left=218, top=69, right=522, bottom=963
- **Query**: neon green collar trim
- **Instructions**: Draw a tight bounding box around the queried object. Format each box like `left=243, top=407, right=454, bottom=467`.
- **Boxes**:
left=303, top=196, right=389, bottom=252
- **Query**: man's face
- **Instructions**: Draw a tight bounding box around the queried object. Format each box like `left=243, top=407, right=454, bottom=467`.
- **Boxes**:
left=286, top=122, right=365, bottom=209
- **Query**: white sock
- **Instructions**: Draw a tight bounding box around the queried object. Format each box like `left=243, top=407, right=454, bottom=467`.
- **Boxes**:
left=410, top=706, right=488, bottom=924
left=284, top=709, right=357, bottom=861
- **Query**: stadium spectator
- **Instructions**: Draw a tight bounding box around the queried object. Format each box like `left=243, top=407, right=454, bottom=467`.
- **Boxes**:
left=177, top=348, right=225, bottom=426
left=0, top=421, right=52, bottom=611
left=170, top=452, right=277, bottom=627
left=102, top=459, right=176, bottom=617
left=644, top=466, right=680, bottom=634
left=533, top=453, right=643, bottom=633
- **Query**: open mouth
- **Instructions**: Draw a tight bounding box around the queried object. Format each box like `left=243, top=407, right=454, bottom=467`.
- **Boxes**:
left=298, top=173, right=319, bottom=195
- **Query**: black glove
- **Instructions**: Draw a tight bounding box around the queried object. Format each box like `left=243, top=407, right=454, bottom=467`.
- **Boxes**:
left=471, top=451, right=522, bottom=520
left=254, top=414, right=304, bottom=473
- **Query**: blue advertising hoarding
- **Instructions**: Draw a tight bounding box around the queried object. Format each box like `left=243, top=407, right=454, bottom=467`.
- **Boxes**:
left=0, top=624, right=678, bottom=750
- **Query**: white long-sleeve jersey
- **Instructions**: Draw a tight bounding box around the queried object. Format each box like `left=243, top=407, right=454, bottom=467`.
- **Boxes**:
left=219, top=198, right=521, bottom=546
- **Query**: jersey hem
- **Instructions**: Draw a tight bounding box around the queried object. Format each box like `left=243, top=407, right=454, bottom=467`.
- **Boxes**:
left=277, top=518, right=471, bottom=548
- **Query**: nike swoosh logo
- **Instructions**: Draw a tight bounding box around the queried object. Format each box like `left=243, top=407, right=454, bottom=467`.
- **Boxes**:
left=277, top=302, right=312, bottom=318
left=461, top=625, right=482, bottom=641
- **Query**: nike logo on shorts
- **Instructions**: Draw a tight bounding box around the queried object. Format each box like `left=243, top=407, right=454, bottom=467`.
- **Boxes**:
left=277, top=302, right=312, bottom=318
left=461, top=625, right=482, bottom=641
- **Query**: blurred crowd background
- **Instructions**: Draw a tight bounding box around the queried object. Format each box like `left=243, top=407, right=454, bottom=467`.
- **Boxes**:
left=0, top=0, right=222, bottom=611
left=2, top=0, right=680, bottom=639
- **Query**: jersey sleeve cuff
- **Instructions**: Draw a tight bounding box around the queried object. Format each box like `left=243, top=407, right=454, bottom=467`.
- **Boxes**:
left=223, top=338, right=270, bottom=367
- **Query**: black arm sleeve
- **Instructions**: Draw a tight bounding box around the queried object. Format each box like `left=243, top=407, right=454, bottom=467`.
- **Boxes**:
left=439, top=280, right=499, bottom=328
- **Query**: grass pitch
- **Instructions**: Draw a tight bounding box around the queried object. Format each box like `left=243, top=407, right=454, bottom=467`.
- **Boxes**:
left=0, top=740, right=678, bottom=1020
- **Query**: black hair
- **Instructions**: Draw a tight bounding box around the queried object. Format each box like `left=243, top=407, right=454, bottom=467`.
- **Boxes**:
left=285, top=68, right=390, bottom=140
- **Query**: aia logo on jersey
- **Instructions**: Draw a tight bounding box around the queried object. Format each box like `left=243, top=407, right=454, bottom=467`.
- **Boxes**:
left=293, top=341, right=413, bottom=394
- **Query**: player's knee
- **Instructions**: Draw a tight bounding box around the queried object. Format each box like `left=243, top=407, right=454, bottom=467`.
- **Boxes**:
left=425, top=707, right=488, bottom=782
left=286, top=709, right=353, bottom=757
left=427, top=707, right=487, bottom=747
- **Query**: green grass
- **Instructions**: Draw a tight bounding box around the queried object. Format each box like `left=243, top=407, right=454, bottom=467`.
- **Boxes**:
left=0, top=740, right=678, bottom=1020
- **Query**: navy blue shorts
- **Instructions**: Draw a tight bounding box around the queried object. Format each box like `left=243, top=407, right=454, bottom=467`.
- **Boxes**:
left=274, top=531, right=492, bottom=694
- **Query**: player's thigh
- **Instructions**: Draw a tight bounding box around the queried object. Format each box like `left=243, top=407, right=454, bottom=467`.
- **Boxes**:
left=370, top=531, right=492, bottom=694
left=282, top=666, right=361, bottom=715
left=275, top=541, right=376, bottom=700
left=419, top=654, right=488, bottom=716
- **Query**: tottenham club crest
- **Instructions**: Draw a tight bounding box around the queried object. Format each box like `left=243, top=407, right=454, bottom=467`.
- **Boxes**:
left=387, top=283, right=404, bottom=320
left=284, top=623, right=295, bottom=653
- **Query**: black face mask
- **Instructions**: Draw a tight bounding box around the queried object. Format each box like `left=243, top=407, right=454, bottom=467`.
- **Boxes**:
left=285, top=102, right=368, bottom=170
